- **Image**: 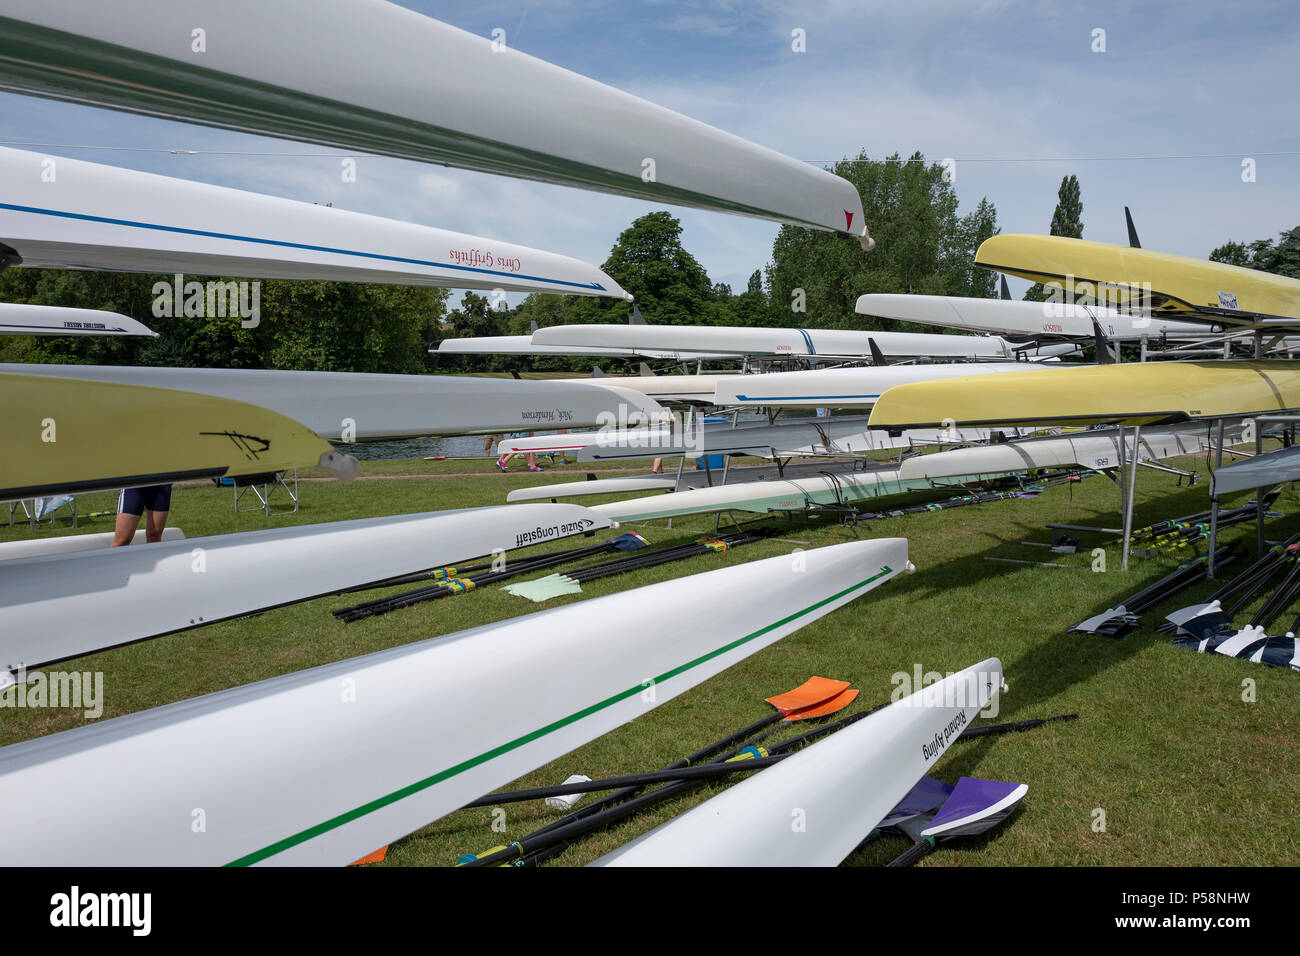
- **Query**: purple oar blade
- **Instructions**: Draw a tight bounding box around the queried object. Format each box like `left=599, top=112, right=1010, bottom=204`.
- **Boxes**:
left=876, top=776, right=954, bottom=830
left=920, top=777, right=1028, bottom=840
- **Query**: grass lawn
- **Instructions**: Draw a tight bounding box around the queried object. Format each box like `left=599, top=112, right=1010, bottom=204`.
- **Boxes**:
left=3, top=452, right=1298, bottom=866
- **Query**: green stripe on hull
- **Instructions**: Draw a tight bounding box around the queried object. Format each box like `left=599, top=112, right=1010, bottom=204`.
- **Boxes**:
left=226, top=565, right=894, bottom=865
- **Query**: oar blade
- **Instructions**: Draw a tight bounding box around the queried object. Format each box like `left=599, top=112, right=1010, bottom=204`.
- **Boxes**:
left=876, top=776, right=954, bottom=830
left=783, top=687, right=859, bottom=721
left=766, top=676, right=851, bottom=713
left=920, top=777, right=1028, bottom=840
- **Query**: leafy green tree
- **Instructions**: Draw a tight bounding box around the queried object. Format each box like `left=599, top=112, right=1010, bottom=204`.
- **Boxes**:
left=0, top=267, right=448, bottom=372
left=765, top=150, right=1000, bottom=330
left=564, top=211, right=714, bottom=326
left=1023, top=174, right=1083, bottom=301
left=1211, top=227, right=1300, bottom=279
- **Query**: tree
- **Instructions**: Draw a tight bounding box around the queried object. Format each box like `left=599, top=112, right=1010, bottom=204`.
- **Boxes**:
left=1023, top=174, right=1083, bottom=302
left=564, top=211, right=714, bottom=326
left=0, top=267, right=448, bottom=373
left=1211, top=227, right=1300, bottom=279
left=765, top=150, right=1000, bottom=330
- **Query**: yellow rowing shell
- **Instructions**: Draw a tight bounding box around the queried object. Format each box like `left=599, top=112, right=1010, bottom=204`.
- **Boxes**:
left=867, top=361, right=1300, bottom=430
left=976, top=234, right=1300, bottom=322
left=3, top=372, right=342, bottom=498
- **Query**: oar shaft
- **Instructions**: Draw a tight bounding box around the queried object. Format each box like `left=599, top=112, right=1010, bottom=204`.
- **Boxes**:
left=463, top=755, right=785, bottom=808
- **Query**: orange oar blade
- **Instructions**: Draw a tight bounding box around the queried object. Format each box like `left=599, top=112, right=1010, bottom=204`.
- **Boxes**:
left=349, top=846, right=388, bottom=865
left=766, top=676, right=850, bottom=714
left=784, top=687, right=859, bottom=722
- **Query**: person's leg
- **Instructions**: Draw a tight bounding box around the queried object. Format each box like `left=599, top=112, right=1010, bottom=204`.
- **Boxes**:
left=111, top=488, right=143, bottom=547
left=142, top=485, right=173, bottom=542
left=144, top=509, right=170, bottom=543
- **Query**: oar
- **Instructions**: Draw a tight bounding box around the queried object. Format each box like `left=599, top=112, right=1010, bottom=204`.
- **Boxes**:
left=461, top=710, right=1077, bottom=868
left=459, top=677, right=854, bottom=811
left=335, top=532, right=651, bottom=620
left=475, top=709, right=1074, bottom=809
left=457, top=686, right=871, bottom=867
left=884, top=776, right=1029, bottom=867
left=1162, top=537, right=1296, bottom=632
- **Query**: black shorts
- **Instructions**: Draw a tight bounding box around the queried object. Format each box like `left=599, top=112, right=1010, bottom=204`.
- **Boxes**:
left=118, top=484, right=173, bottom=516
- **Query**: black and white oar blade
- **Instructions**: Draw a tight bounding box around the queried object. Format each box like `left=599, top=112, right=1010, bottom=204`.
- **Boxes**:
left=1069, top=605, right=1127, bottom=635
left=1171, top=606, right=1235, bottom=644
left=1164, top=599, right=1222, bottom=631
left=920, top=777, right=1028, bottom=841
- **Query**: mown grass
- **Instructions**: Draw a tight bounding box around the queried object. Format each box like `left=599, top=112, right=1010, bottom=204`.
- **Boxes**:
left=2, top=454, right=1297, bottom=866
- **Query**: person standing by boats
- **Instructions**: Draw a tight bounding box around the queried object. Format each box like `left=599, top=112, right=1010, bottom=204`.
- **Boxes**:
left=483, top=433, right=505, bottom=458
left=111, top=484, right=173, bottom=546
left=497, top=433, right=542, bottom=472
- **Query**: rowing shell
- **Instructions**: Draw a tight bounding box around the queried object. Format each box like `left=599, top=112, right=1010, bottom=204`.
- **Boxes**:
left=1, top=372, right=352, bottom=500
left=855, top=293, right=1209, bottom=340
left=596, top=658, right=1002, bottom=865
left=0, top=527, right=184, bottom=562
left=898, top=421, right=1246, bottom=480
left=0, top=364, right=668, bottom=440
left=500, top=417, right=1028, bottom=463
left=589, top=468, right=974, bottom=522
left=569, top=375, right=725, bottom=404
left=712, top=364, right=1060, bottom=408
left=0, top=147, right=627, bottom=298
left=0, top=1, right=865, bottom=238
left=0, top=303, right=156, bottom=337
left=507, top=477, right=678, bottom=503
left=0, top=503, right=612, bottom=677
left=976, top=234, right=1300, bottom=325
left=0, top=538, right=906, bottom=865
left=533, top=324, right=1066, bottom=361
left=435, top=337, right=740, bottom=363
left=867, top=361, right=1300, bottom=431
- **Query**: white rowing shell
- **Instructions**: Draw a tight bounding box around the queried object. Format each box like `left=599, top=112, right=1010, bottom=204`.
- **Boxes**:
left=898, top=421, right=1243, bottom=480
left=0, top=303, right=155, bottom=337
left=507, top=477, right=678, bottom=502
left=500, top=417, right=1024, bottom=461
left=596, top=657, right=1002, bottom=866
left=0, top=147, right=627, bottom=298
left=0, top=538, right=907, bottom=865
left=0, top=527, right=184, bottom=562
left=0, top=503, right=612, bottom=676
left=589, top=469, right=962, bottom=522
left=711, top=364, right=1060, bottom=409
left=0, top=1, right=865, bottom=236
left=0, top=364, right=668, bottom=440
left=856, top=293, right=1210, bottom=340
left=435, top=337, right=740, bottom=362
left=533, top=324, right=1069, bottom=360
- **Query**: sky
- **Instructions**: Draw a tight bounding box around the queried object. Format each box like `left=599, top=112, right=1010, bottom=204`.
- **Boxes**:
left=1, top=0, right=1297, bottom=304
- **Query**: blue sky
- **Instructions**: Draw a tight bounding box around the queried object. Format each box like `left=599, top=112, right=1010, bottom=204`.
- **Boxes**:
left=2, top=0, right=1297, bottom=303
